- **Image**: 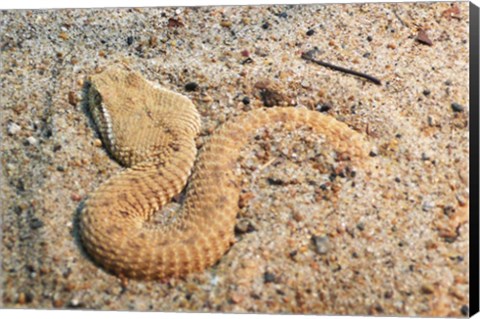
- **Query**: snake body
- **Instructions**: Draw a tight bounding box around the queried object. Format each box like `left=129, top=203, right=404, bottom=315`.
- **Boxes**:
left=80, top=67, right=370, bottom=280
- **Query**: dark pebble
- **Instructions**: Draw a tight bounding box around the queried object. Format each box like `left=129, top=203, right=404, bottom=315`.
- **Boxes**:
left=262, top=22, right=270, bottom=30
left=278, top=12, right=288, bottom=18
left=384, top=290, right=393, bottom=299
left=25, top=292, right=34, bottom=303
left=234, top=219, right=256, bottom=234
left=185, top=82, right=198, bottom=91
left=53, top=144, right=62, bottom=152
left=460, top=305, right=469, bottom=316
left=443, top=205, right=455, bottom=216
left=56, top=166, right=65, bottom=172
left=394, top=177, right=401, bottom=183
left=311, top=235, right=329, bottom=255
left=30, top=218, right=44, bottom=230
left=242, top=96, right=250, bottom=105
left=422, top=89, right=431, bottom=96
left=363, top=52, right=371, bottom=58
left=126, top=36, right=134, bottom=46
left=369, top=150, right=378, bottom=157
left=367, top=35, right=373, bottom=42
left=316, top=104, right=331, bottom=113
left=306, top=29, right=315, bottom=36
left=356, top=222, right=365, bottom=231
left=451, top=102, right=464, bottom=113
left=267, top=177, right=284, bottom=186
left=263, top=271, right=276, bottom=283
left=445, top=80, right=452, bottom=86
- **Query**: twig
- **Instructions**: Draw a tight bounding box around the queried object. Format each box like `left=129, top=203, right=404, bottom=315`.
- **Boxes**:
left=301, top=51, right=382, bottom=86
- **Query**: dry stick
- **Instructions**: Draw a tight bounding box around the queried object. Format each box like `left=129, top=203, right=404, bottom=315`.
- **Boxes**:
left=301, top=52, right=382, bottom=86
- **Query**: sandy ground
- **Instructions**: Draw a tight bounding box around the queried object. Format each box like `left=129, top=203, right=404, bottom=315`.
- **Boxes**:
left=0, top=2, right=470, bottom=316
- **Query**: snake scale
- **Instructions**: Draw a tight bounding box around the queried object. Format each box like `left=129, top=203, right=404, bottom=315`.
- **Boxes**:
left=79, top=66, right=371, bottom=280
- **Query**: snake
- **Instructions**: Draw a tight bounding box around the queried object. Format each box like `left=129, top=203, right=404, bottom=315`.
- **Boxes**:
left=79, top=66, right=371, bottom=280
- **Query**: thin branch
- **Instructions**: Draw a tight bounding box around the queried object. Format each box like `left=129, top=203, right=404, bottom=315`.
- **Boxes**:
left=301, top=51, right=382, bottom=86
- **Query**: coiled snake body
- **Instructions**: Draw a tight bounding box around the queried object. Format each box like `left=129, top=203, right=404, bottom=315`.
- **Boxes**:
left=80, top=67, right=370, bottom=280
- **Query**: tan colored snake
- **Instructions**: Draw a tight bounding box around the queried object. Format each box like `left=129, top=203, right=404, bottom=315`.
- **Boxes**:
left=79, top=66, right=370, bottom=280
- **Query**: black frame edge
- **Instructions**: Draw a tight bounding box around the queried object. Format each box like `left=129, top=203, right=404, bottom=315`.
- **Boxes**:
left=470, top=1, right=480, bottom=317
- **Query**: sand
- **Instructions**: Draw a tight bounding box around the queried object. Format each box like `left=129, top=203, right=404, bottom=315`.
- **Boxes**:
left=0, top=2, right=470, bottom=316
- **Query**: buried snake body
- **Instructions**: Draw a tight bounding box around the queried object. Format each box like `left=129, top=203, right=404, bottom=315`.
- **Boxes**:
left=79, top=67, right=371, bottom=280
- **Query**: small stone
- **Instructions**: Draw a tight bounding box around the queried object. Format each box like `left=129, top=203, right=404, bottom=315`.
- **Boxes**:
left=126, top=36, right=134, bottom=46
left=240, top=49, right=250, bottom=57
left=416, top=29, right=433, bottom=46
left=306, top=29, right=315, bottom=36
left=311, top=235, right=329, bottom=255
left=451, top=102, right=464, bottom=113
left=369, top=150, right=378, bottom=157
left=53, top=298, right=64, bottom=308
left=59, top=31, right=69, bottom=40
left=422, top=89, right=431, bottom=96
left=422, top=201, right=434, bottom=212
left=267, top=177, right=284, bottom=186
left=263, top=271, right=276, bottom=283
left=278, top=12, right=288, bottom=18
left=229, top=292, right=244, bottom=304
left=235, top=219, right=256, bottom=234
left=30, top=218, right=44, bottom=230
left=17, top=292, right=26, bottom=305
left=185, top=82, right=198, bottom=92
left=220, top=20, right=232, bottom=28
left=460, top=305, right=469, bottom=316
left=367, top=35, right=373, bottom=42
left=242, top=97, right=250, bottom=105
left=316, top=104, right=331, bottom=113
left=356, top=222, right=365, bottom=231
left=68, top=91, right=78, bottom=106
left=262, top=22, right=270, bottom=29
left=56, top=165, right=65, bottom=172
left=71, top=193, right=82, bottom=202
left=7, top=122, right=21, bottom=135
left=93, top=139, right=103, bottom=147
left=443, top=205, right=455, bottom=216
left=26, top=136, right=38, bottom=146
left=362, top=52, right=371, bottom=58
left=420, top=284, right=434, bottom=294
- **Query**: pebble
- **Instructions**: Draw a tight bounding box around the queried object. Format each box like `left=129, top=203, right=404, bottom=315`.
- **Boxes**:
left=311, top=235, right=330, bottom=255
left=306, top=29, right=315, bottom=36
left=68, top=91, right=78, bottom=106
left=460, top=305, right=469, bottom=316
left=263, top=271, right=276, bottom=283
left=185, top=82, right=199, bottom=91
left=26, top=136, right=38, bottom=145
left=451, top=102, right=464, bottom=112
left=242, top=96, right=250, bottom=105
left=422, top=89, right=431, bottom=96
left=420, top=284, right=434, bottom=294
left=126, top=36, right=134, bottom=46
left=17, top=292, right=26, bottom=304
left=278, top=12, right=288, bottom=18
left=262, top=22, right=270, bottom=29
left=235, top=219, right=256, bottom=234
left=30, top=218, right=44, bottom=229
left=367, top=35, right=373, bottom=42
left=316, top=104, right=331, bottom=113
left=71, top=193, right=82, bottom=202
left=93, top=138, right=103, bottom=147
left=416, top=29, right=433, bottom=46
left=7, top=122, right=21, bottom=135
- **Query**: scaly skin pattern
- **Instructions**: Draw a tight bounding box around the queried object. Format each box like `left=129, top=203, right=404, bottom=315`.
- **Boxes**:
left=80, top=67, right=371, bottom=280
